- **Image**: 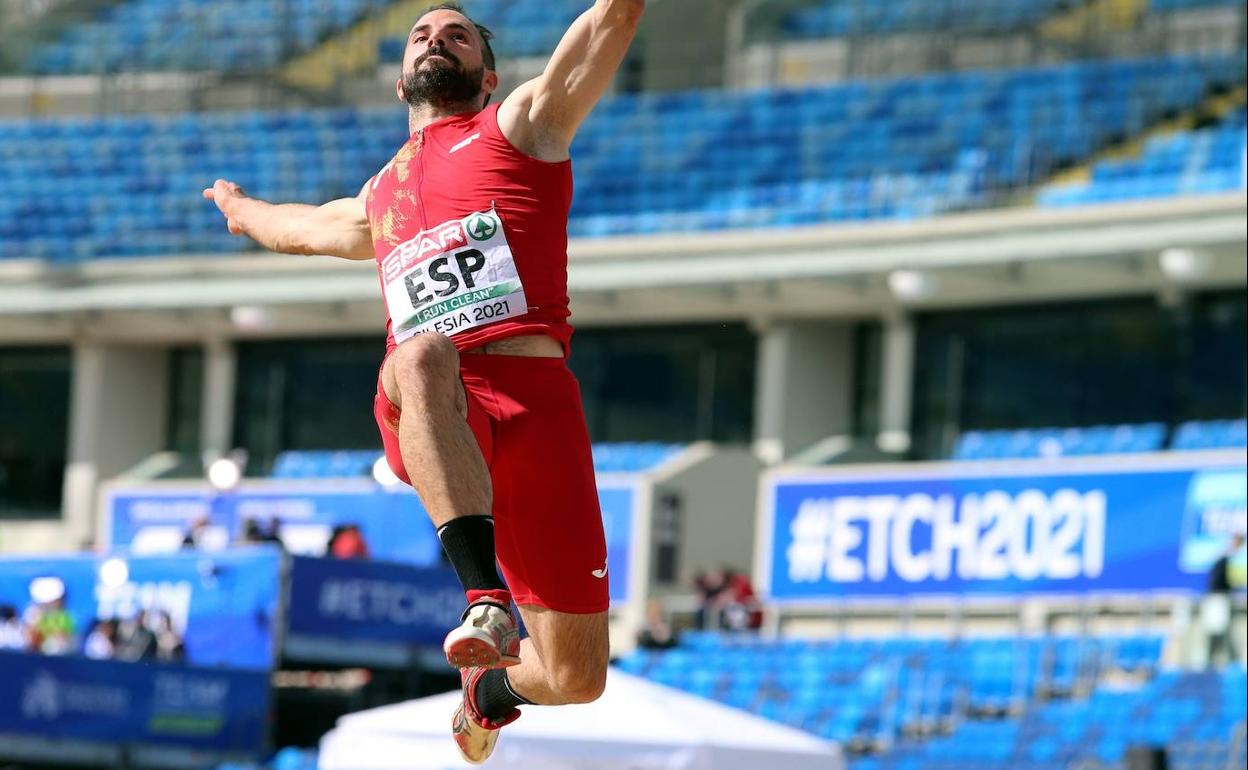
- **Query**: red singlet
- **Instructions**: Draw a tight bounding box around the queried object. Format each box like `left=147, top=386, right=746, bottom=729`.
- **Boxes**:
left=365, top=104, right=575, bottom=356
left=366, top=104, right=609, bottom=614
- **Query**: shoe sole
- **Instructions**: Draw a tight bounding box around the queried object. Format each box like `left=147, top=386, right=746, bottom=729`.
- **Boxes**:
left=444, top=636, right=521, bottom=670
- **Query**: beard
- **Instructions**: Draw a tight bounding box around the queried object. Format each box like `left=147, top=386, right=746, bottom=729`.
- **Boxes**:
left=400, top=49, right=485, bottom=110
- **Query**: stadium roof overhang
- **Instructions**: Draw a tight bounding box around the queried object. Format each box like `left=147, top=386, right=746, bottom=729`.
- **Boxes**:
left=0, top=193, right=1244, bottom=343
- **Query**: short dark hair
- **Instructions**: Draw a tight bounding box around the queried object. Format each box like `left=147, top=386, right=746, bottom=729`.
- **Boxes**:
left=420, top=2, right=496, bottom=71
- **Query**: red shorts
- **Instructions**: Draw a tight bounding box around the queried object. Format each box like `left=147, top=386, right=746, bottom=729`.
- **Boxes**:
left=374, top=352, right=609, bottom=614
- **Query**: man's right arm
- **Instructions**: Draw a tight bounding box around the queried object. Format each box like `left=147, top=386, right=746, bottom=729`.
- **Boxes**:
left=202, top=179, right=374, bottom=260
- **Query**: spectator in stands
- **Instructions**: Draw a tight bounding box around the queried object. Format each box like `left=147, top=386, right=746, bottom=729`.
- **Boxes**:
left=181, top=515, right=212, bottom=549
left=114, top=609, right=158, bottom=662
left=636, top=600, right=678, bottom=650
left=240, top=516, right=286, bottom=550
left=261, top=517, right=287, bottom=550
left=693, top=567, right=764, bottom=631
left=1204, top=532, right=1246, bottom=667
left=693, top=568, right=729, bottom=629
left=153, top=610, right=186, bottom=663
left=0, top=604, right=27, bottom=650
left=238, top=516, right=267, bottom=545
left=30, top=595, right=76, bottom=655
left=83, top=618, right=118, bottom=660
left=723, top=569, right=764, bottom=631
left=328, top=523, right=371, bottom=559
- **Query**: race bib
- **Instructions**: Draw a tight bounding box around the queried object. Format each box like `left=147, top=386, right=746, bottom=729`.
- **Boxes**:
left=380, top=209, right=529, bottom=342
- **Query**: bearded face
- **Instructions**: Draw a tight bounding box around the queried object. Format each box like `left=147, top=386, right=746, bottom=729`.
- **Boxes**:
left=400, top=44, right=486, bottom=109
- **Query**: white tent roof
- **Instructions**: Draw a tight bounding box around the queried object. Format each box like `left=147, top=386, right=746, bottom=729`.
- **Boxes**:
left=318, top=668, right=843, bottom=770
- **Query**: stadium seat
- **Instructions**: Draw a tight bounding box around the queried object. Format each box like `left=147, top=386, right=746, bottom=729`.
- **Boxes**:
left=27, top=0, right=392, bottom=75
left=1171, top=418, right=1248, bottom=450
left=614, top=633, right=1241, bottom=770
left=270, top=450, right=380, bottom=479
left=782, top=0, right=1066, bottom=39
left=951, top=422, right=1171, bottom=460
left=1, top=54, right=1243, bottom=262
left=267, top=443, right=683, bottom=477
left=378, top=0, right=589, bottom=60
left=1040, top=107, right=1246, bottom=208
left=591, top=442, right=685, bottom=472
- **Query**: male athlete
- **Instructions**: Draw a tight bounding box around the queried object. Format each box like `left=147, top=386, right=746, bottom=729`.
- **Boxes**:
left=203, top=1, right=644, bottom=762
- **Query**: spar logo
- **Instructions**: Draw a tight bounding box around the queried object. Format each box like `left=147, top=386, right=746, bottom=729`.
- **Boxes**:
left=381, top=219, right=469, bottom=281
left=465, top=212, right=498, bottom=241
left=20, top=669, right=130, bottom=721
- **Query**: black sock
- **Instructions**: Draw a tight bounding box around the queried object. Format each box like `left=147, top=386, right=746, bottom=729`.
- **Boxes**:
left=475, top=668, right=531, bottom=721
left=436, top=516, right=509, bottom=603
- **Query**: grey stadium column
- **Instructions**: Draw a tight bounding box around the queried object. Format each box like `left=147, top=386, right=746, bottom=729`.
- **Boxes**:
left=63, top=343, right=170, bottom=547
left=876, top=312, right=915, bottom=454
left=200, top=337, right=237, bottom=462
left=752, top=321, right=856, bottom=463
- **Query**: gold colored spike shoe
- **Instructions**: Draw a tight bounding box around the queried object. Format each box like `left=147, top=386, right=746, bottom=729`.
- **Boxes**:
left=452, top=666, right=521, bottom=765
left=444, top=601, right=521, bottom=670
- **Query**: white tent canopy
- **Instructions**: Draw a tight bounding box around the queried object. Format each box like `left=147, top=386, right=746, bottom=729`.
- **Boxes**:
left=318, top=668, right=843, bottom=770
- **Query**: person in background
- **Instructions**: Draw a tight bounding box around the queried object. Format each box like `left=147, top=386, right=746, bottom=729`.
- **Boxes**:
left=636, top=600, right=678, bottom=650
left=237, top=517, right=267, bottom=545
left=693, top=567, right=763, bottom=631
left=153, top=610, right=186, bottom=663
left=693, top=568, right=729, bottom=630
left=84, top=618, right=118, bottom=659
left=260, top=517, right=286, bottom=549
left=328, top=523, right=371, bottom=559
left=0, top=604, right=27, bottom=650
left=33, top=595, right=76, bottom=655
left=114, top=609, right=158, bottom=662
left=1204, top=532, right=1246, bottom=667
left=181, top=515, right=212, bottom=549
left=723, top=568, right=764, bottom=632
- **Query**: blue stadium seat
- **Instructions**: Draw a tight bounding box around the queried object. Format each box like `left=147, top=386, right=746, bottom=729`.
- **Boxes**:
left=591, top=442, right=685, bottom=473
left=270, top=450, right=380, bottom=479
left=268, top=444, right=683, bottom=477
left=1041, top=107, right=1246, bottom=207
left=613, top=632, right=1239, bottom=770
left=951, top=422, right=1171, bottom=460
left=783, top=0, right=1067, bottom=39
left=27, top=0, right=391, bottom=74
left=1151, top=0, right=1245, bottom=9
left=1171, top=419, right=1248, bottom=451
left=2, top=54, right=1244, bottom=262
left=377, top=0, right=588, bottom=60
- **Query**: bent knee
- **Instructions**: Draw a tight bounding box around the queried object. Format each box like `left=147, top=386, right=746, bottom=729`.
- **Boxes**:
left=550, top=660, right=608, bottom=704
left=392, top=333, right=459, bottom=391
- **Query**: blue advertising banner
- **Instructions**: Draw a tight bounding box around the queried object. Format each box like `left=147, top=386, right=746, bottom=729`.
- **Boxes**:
left=763, top=457, right=1247, bottom=601
left=0, top=651, right=269, bottom=757
left=106, top=484, right=442, bottom=566
left=0, top=550, right=280, bottom=670
left=286, top=557, right=463, bottom=648
left=598, top=480, right=640, bottom=603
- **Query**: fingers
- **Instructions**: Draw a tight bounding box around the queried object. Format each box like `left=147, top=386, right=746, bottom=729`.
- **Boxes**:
left=214, top=178, right=244, bottom=196
left=205, top=179, right=244, bottom=235
left=204, top=179, right=244, bottom=201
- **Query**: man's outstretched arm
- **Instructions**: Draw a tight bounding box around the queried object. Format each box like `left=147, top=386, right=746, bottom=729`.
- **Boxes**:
left=499, top=0, right=644, bottom=160
left=202, top=179, right=374, bottom=260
